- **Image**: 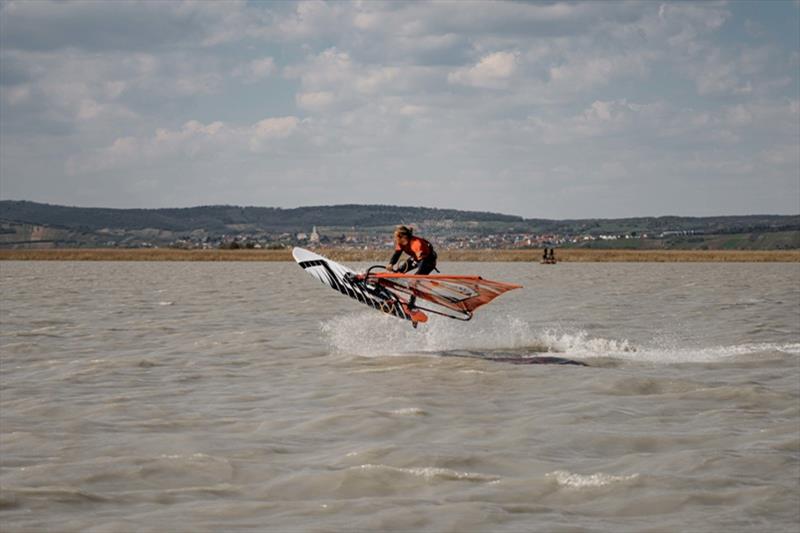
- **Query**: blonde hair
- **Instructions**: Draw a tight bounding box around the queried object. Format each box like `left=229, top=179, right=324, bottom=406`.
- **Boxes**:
left=394, top=225, right=413, bottom=237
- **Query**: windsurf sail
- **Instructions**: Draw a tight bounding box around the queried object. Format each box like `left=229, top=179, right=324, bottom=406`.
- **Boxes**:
left=363, top=272, right=522, bottom=321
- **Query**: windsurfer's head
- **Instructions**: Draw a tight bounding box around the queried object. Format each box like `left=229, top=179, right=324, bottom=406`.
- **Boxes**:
left=394, top=225, right=413, bottom=246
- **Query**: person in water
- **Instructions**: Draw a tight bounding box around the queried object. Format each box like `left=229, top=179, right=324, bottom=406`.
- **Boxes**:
left=387, top=225, right=438, bottom=275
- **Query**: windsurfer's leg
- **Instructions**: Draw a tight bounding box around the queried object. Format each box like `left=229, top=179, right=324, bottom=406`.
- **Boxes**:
left=415, top=254, right=437, bottom=275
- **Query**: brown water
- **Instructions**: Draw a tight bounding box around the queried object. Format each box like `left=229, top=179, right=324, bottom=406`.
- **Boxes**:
left=1, top=261, right=799, bottom=532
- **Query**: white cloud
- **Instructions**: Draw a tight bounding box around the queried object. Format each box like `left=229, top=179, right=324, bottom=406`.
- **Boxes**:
left=286, top=47, right=353, bottom=89
left=691, top=49, right=750, bottom=96
left=1, top=85, right=32, bottom=106
left=398, top=104, right=426, bottom=116
left=0, top=46, right=237, bottom=139
left=276, top=0, right=351, bottom=40
left=518, top=99, right=649, bottom=145
left=448, top=51, right=519, bottom=89
left=355, top=67, right=400, bottom=94
left=760, top=144, right=799, bottom=167
left=286, top=47, right=440, bottom=114
left=658, top=2, right=730, bottom=30
left=549, top=57, right=617, bottom=92
left=67, top=116, right=303, bottom=174
left=296, top=91, right=335, bottom=111
left=232, top=57, right=276, bottom=82
left=249, top=116, right=300, bottom=151
left=725, top=105, right=753, bottom=126
left=76, top=98, right=136, bottom=121
left=3, top=1, right=799, bottom=216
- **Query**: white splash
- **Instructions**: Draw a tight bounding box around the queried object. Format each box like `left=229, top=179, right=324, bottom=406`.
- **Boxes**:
left=322, top=311, right=800, bottom=364
left=354, top=464, right=500, bottom=482
left=608, top=342, right=800, bottom=364
left=321, top=312, right=629, bottom=357
left=388, top=407, right=427, bottom=416
left=547, top=470, right=639, bottom=488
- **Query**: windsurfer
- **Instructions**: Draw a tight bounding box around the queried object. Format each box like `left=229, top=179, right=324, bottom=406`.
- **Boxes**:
left=387, top=225, right=438, bottom=275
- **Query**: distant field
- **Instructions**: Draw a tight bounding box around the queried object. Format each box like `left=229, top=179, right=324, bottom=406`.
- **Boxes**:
left=1, top=248, right=798, bottom=262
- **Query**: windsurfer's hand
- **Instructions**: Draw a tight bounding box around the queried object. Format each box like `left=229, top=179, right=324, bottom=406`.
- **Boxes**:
left=386, top=263, right=394, bottom=271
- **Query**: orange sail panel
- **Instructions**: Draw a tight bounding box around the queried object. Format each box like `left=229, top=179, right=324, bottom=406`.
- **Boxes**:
left=369, top=274, right=522, bottom=316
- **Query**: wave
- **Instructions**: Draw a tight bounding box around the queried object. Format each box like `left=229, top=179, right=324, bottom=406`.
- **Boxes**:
left=352, top=464, right=500, bottom=483
left=546, top=470, right=639, bottom=488
left=617, top=342, right=800, bottom=364
left=322, top=311, right=799, bottom=365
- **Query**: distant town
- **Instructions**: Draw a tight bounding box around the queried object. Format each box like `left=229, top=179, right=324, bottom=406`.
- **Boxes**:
left=169, top=224, right=691, bottom=251
left=1, top=201, right=798, bottom=251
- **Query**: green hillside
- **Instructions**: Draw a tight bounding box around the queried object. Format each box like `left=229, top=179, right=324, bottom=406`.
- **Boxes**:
left=1, top=200, right=797, bottom=250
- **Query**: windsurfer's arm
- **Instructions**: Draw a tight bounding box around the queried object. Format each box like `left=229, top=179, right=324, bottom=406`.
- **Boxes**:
left=387, top=249, right=402, bottom=271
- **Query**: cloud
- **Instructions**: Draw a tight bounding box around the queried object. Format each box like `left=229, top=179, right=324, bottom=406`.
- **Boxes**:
left=355, top=67, right=401, bottom=94
left=0, top=47, right=231, bottom=136
left=285, top=47, right=442, bottom=114
left=692, top=49, right=752, bottom=96
left=296, top=91, right=336, bottom=111
left=285, top=47, right=353, bottom=90
left=547, top=52, right=650, bottom=94
left=232, top=57, right=276, bottom=82
left=2, top=1, right=798, bottom=216
left=67, top=116, right=303, bottom=175
left=275, top=0, right=350, bottom=40
left=760, top=144, right=799, bottom=167
left=0, top=0, right=220, bottom=51
left=249, top=117, right=300, bottom=151
left=725, top=104, right=753, bottom=126
left=448, top=51, right=519, bottom=89
left=519, top=99, right=650, bottom=145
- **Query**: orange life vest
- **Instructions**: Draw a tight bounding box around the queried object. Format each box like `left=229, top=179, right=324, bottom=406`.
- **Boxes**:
left=395, top=236, right=433, bottom=261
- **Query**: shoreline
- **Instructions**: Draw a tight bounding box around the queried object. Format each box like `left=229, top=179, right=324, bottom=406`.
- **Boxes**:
left=1, top=248, right=798, bottom=262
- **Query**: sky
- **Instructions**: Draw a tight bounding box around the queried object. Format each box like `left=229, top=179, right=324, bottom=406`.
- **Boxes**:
left=0, top=0, right=798, bottom=219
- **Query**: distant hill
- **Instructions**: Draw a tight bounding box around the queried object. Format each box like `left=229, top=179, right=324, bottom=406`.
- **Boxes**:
left=0, top=200, right=520, bottom=233
left=0, top=200, right=798, bottom=249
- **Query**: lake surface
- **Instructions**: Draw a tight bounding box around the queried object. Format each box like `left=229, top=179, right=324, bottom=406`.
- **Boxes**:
left=1, top=260, right=798, bottom=532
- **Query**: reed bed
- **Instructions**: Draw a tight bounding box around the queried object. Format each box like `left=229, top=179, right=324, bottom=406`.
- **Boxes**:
left=1, top=248, right=798, bottom=262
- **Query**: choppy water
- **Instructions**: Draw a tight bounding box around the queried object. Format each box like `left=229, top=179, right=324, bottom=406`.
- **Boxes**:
left=1, top=260, right=798, bottom=532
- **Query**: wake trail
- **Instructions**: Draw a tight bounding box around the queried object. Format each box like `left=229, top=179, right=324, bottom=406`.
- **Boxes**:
left=321, top=312, right=799, bottom=365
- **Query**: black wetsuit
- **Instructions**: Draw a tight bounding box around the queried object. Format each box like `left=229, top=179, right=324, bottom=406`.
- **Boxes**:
left=412, top=252, right=438, bottom=275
